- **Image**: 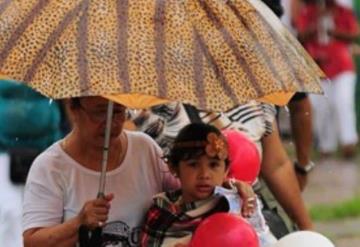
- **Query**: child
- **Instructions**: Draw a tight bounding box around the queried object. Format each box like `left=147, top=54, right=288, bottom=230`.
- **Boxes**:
left=140, top=123, right=276, bottom=247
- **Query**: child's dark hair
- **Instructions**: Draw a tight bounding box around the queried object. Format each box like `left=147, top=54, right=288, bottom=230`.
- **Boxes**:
left=167, top=123, right=229, bottom=168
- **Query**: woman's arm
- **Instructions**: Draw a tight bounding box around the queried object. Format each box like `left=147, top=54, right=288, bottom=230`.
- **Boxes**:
left=23, top=217, right=80, bottom=247
left=329, top=29, right=360, bottom=43
left=288, top=96, right=312, bottom=191
left=260, top=121, right=313, bottom=230
left=23, top=194, right=113, bottom=247
left=329, top=8, right=360, bottom=43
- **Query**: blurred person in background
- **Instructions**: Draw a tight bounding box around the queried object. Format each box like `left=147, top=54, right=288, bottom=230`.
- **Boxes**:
left=295, top=0, right=360, bottom=159
left=264, top=0, right=315, bottom=191
left=286, top=93, right=314, bottom=191
left=0, top=79, right=63, bottom=247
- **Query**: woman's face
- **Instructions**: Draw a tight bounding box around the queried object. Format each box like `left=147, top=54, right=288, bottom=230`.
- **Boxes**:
left=73, top=97, right=126, bottom=147
left=176, top=154, right=228, bottom=203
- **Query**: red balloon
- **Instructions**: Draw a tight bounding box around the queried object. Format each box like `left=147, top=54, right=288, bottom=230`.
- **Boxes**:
left=222, top=130, right=260, bottom=184
left=190, top=213, right=259, bottom=247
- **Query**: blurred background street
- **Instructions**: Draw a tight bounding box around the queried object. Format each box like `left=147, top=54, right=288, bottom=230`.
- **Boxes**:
left=279, top=106, right=360, bottom=247
left=304, top=156, right=360, bottom=247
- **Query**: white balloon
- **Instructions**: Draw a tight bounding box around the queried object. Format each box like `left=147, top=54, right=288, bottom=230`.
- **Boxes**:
left=273, top=231, right=335, bottom=247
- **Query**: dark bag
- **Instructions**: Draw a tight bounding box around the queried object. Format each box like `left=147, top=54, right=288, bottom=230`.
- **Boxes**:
left=261, top=207, right=291, bottom=239
left=9, top=148, right=40, bottom=184
left=253, top=179, right=296, bottom=239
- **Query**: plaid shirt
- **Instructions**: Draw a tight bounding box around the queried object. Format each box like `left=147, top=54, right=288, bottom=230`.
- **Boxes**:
left=140, top=190, right=229, bottom=247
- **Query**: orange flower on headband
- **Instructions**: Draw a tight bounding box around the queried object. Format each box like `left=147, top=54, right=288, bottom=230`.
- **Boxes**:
left=205, top=133, right=228, bottom=160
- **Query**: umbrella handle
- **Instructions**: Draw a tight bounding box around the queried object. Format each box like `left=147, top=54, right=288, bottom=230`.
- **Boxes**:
left=78, top=187, right=108, bottom=246
left=78, top=192, right=105, bottom=247
left=78, top=225, right=102, bottom=247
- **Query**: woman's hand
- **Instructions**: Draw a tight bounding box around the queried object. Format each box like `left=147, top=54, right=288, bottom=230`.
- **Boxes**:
left=224, top=179, right=256, bottom=217
left=78, top=193, right=114, bottom=229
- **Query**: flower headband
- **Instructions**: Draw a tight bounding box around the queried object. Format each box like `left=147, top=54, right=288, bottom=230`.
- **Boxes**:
left=172, top=132, right=228, bottom=160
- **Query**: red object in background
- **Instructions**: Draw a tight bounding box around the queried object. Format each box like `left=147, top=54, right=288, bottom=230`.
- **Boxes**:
left=295, top=3, right=359, bottom=79
left=190, top=213, right=259, bottom=247
left=222, top=130, right=260, bottom=184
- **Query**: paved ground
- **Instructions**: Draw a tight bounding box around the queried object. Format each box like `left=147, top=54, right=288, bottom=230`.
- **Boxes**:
left=278, top=109, right=360, bottom=246
left=303, top=158, right=360, bottom=205
left=302, top=157, right=360, bottom=247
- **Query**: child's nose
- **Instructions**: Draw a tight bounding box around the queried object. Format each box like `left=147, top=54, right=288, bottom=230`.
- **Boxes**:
left=198, top=166, right=211, bottom=179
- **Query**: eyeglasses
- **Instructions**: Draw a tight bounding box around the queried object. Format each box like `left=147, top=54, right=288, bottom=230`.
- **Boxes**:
left=79, top=104, right=126, bottom=123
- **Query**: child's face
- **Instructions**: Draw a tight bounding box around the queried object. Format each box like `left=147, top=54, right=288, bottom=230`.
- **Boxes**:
left=176, top=154, right=228, bottom=203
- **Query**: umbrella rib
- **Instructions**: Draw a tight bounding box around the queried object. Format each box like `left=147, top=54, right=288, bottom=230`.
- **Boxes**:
left=0, top=0, right=50, bottom=68
left=76, top=0, right=91, bottom=95
left=0, top=0, right=11, bottom=16
left=249, top=5, right=306, bottom=91
left=116, top=0, right=130, bottom=92
left=193, top=29, right=206, bottom=109
left=154, top=0, right=167, bottom=99
left=194, top=28, right=239, bottom=106
left=226, top=1, right=287, bottom=91
left=22, top=1, right=86, bottom=84
left=197, top=0, right=263, bottom=96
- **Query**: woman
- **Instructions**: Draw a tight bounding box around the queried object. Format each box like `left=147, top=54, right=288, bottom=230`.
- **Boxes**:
left=22, top=96, right=179, bottom=246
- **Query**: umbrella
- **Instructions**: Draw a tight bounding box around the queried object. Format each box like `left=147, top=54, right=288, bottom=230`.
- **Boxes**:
left=0, top=0, right=324, bottom=245
left=0, top=0, right=324, bottom=111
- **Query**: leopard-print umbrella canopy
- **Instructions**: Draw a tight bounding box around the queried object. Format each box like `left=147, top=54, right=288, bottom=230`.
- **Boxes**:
left=0, top=0, right=324, bottom=111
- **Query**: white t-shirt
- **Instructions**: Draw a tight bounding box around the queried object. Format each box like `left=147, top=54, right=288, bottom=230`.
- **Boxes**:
left=23, top=131, right=178, bottom=246
left=336, top=0, right=353, bottom=8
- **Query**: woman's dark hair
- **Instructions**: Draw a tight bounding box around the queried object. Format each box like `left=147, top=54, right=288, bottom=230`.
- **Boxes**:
left=69, top=97, right=81, bottom=109
left=167, top=122, right=229, bottom=168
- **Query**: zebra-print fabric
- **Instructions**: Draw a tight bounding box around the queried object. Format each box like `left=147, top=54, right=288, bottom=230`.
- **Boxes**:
left=130, top=101, right=276, bottom=155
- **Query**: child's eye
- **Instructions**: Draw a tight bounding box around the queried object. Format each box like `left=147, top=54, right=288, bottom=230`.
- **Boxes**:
left=210, top=161, right=221, bottom=168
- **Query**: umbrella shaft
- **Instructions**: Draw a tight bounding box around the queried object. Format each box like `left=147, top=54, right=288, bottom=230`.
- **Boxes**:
left=98, top=101, right=114, bottom=197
